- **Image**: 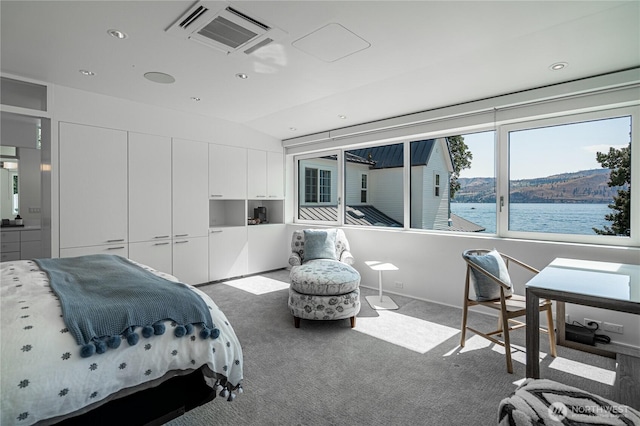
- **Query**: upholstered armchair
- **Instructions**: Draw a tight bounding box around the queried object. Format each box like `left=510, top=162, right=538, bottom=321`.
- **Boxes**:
left=288, top=229, right=361, bottom=328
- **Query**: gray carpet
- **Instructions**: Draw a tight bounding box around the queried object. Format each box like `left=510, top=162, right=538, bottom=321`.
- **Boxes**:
left=166, top=269, right=617, bottom=426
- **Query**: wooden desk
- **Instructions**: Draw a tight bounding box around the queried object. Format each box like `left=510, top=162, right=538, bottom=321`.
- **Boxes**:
left=525, top=258, right=640, bottom=409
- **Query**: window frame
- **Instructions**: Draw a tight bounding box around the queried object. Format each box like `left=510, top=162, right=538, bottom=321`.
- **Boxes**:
left=291, top=104, right=638, bottom=247
left=498, top=106, right=638, bottom=246
left=294, top=150, right=342, bottom=226
left=360, top=172, right=368, bottom=203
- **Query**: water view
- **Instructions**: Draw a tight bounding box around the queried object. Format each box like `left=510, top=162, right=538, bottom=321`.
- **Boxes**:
left=450, top=203, right=613, bottom=235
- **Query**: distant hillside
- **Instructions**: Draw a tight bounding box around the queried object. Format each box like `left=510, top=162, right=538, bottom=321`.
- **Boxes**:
left=453, top=169, right=625, bottom=203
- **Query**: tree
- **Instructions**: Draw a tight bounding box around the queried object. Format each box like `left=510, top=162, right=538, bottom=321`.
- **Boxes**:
left=592, top=142, right=631, bottom=236
left=446, top=135, right=473, bottom=199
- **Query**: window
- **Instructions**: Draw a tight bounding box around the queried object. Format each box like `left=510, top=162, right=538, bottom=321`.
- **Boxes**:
left=344, top=143, right=404, bottom=227
left=293, top=105, right=636, bottom=246
left=502, top=110, right=632, bottom=242
left=319, top=170, right=331, bottom=202
left=297, top=154, right=338, bottom=222
left=410, top=132, right=496, bottom=232
left=304, top=167, right=318, bottom=202
left=303, top=167, right=331, bottom=203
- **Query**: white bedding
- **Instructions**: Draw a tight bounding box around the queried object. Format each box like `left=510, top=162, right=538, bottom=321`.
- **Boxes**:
left=0, top=258, right=243, bottom=426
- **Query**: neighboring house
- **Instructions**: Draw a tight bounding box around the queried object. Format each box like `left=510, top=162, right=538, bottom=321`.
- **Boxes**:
left=299, top=138, right=476, bottom=231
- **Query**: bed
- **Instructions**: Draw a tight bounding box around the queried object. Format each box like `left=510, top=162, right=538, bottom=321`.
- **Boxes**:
left=0, top=254, right=244, bottom=426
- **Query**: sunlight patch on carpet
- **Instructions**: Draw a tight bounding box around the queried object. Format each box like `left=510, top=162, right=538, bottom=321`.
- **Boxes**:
left=222, top=276, right=289, bottom=295
left=549, top=357, right=616, bottom=385
left=354, top=310, right=459, bottom=353
left=443, top=335, right=548, bottom=364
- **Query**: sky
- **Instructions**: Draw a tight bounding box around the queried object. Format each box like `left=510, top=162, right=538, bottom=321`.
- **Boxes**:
left=458, top=116, right=632, bottom=180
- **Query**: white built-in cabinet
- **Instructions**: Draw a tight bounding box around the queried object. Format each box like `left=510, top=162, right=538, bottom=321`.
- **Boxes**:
left=173, top=235, right=209, bottom=286
left=58, top=122, right=287, bottom=283
left=209, top=144, right=246, bottom=199
left=127, top=132, right=172, bottom=273
left=172, top=138, right=209, bottom=238
left=172, top=138, right=209, bottom=284
left=59, top=122, right=128, bottom=254
left=247, top=224, right=288, bottom=274
left=128, top=132, right=172, bottom=243
left=209, top=227, right=248, bottom=282
left=267, top=151, right=284, bottom=199
left=248, top=150, right=284, bottom=199
left=129, top=240, right=172, bottom=275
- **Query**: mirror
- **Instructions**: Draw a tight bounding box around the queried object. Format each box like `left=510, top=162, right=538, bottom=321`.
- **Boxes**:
left=1, top=112, right=41, bottom=227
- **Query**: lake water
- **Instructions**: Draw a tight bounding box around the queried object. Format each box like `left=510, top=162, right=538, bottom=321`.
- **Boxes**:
left=450, top=203, right=613, bottom=235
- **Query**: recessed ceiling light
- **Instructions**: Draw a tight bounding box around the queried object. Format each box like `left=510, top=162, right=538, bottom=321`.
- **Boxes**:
left=549, top=62, right=568, bottom=71
left=144, top=72, right=175, bottom=84
left=107, top=29, right=128, bottom=39
left=236, top=73, right=249, bottom=79
left=79, top=69, right=95, bottom=76
left=338, top=115, right=347, bottom=119
left=191, top=97, right=201, bottom=102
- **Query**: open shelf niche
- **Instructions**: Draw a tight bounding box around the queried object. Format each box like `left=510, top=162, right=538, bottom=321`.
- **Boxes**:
left=248, top=199, right=284, bottom=225
left=209, top=200, right=246, bottom=227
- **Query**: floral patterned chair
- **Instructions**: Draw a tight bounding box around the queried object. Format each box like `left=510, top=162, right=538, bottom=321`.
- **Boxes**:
left=288, top=229, right=361, bottom=328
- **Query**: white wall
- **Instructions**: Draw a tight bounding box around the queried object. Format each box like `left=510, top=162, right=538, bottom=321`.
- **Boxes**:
left=369, top=168, right=403, bottom=223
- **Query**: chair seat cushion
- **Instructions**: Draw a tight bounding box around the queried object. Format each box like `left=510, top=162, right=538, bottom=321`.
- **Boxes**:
left=290, top=260, right=360, bottom=296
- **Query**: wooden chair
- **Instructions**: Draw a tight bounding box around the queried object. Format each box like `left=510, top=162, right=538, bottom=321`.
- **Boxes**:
left=460, top=249, right=557, bottom=373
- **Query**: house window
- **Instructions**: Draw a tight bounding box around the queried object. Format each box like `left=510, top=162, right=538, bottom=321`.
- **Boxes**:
left=344, top=143, right=404, bottom=227
left=502, top=110, right=632, bottom=242
left=434, top=174, right=440, bottom=197
left=297, top=154, right=338, bottom=223
left=304, top=167, right=318, bottom=203
left=360, top=173, right=368, bottom=203
left=319, top=170, right=331, bottom=202
left=304, top=167, right=332, bottom=203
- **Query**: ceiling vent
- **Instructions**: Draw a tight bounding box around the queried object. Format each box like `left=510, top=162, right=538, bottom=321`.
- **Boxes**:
left=166, top=1, right=286, bottom=55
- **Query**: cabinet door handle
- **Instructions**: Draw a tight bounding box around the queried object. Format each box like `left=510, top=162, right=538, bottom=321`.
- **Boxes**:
left=107, top=239, right=125, bottom=243
left=174, top=240, right=189, bottom=244
left=154, top=235, right=169, bottom=239
left=210, top=230, right=223, bottom=233
left=256, top=195, right=266, bottom=198
left=107, top=246, right=125, bottom=250
left=154, top=242, right=170, bottom=246
left=210, top=194, right=223, bottom=198
left=174, top=234, right=188, bottom=237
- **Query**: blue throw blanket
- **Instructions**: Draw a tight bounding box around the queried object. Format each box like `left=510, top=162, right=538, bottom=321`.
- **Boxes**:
left=35, top=254, right=216, bottom=357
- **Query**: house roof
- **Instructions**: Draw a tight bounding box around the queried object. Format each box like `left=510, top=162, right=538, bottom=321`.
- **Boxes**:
left=299, top=205, right=402, bottom=227
left=348, top=140, right=435, bottom=169
left=347, top=139, right=454, bottom=171
left=449, top=214, right=486, bottom=233
left=299, top=206, right=485, bottom=232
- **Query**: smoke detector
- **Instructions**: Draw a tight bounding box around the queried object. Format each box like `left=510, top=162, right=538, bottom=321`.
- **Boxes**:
left=165, top=1, right=286, bottom=55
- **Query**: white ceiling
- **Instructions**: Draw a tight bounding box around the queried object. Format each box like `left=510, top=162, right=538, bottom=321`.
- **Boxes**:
left=1, top=1, right=639, bottom=141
